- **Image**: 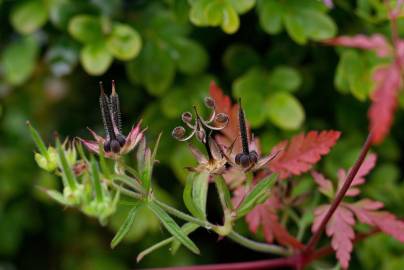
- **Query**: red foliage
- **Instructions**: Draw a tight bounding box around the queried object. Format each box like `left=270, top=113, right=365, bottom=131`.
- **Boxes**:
left=312, top=154, right=404, bottom=268
left=269, top=131, right=341, bottom=179
left=368, top=64, right=402, bottom=144
left=233, top=187, right=304, bottom=249
left=324, top=34, right=391, bottom=57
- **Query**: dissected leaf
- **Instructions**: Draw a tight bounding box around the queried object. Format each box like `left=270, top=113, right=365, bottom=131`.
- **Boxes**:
left=368, top=64, right=401, bottom=144
left=269, top=130, right=341, bottom=179
left=324, top=34, right=391, bottom=57
left=245, top=192, right=304, bottom=249
left=313, top=205, right=355, bottom=269
left=148, top=201, right=200, bottom=255
left=236, top=174, right=276, bottom=218
left=111, top=202, right=141, bottom=248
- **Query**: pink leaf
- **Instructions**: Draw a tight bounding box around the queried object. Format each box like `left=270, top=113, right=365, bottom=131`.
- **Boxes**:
left=368, top=64, right=402, bottom=144
left=269, top=131, right=341, bottom=179
left=337, top=153, right=377, bottom=196
left=312, top=171, right=334, bottom=197
left=313, top=205, right=355, bottom=269
left=348, top=200, right=404, bottom=242
left=324, top=34, right=392, bottom=57
left=245, top=195, right=304, bottom=249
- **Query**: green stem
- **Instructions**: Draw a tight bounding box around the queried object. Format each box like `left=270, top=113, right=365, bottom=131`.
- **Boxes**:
left=227, top=231, right=291, bottom=256
left=153, top=199, right=212, bottom=229
left=112, top=182, right=291, bottom=256
left=113, top=183, right=143, bottom=200
left=90, top=156, right=104, bottom=202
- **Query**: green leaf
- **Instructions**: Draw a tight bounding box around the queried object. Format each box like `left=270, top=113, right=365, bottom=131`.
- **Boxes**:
left=233, top=68, right=268, bottom=127
left=229, top=0, right=256, bottom=14
left=183, top=172, right=209, bottom=219
left=10, top=0, right=48, bottom=34
left=214, top=176, right=233, bottom=211
left=223, top=44, right=260, bottom=78
left=236, top=174, right=277, bottom=218
left=111, top=202, right=141, bottom=248
left=257, top=0, right=283, bottom=34
left=266, top=92, right=305, bottom=130
left=335, top=50, right=373, bottom=100
left=170, top=222, right=200, bottom=254
left=169, top=37, right=208, bottom=75
left=268, top=66, right=301, bottom=93
left=300, top=9, right=336, bottom=41
left=80, top=42, right=113, bottom=75
left=106, top=23, right=142, bottom=61
left=1, top=36, right=39, bottom=85
left=284, top=12, right=307, bottom=44
left=127, top=42, right=175, bottom=96
left=26, top=121, right=49, bottom=159
left=221, top=4, right=239, bottom=34
left=68, top=15, right=103, bottom=43
left=136, top=222, right=199, bottom=262
left=147, top=201, right=200, bottom=255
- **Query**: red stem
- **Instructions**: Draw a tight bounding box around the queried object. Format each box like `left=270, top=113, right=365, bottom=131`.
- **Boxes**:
left=304, top=133, right=373, bottom=255
left=142, top=255, right=300, bottom=270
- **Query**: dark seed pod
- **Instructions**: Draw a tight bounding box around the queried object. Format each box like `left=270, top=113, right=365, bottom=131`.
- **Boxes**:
left=172, top=126, right=186, bottom=140
left=215, top=113, right=229, bottom=124
left=110, top=140, right=121, bottom=153
left=182, top=112, right=193, bottom=123
left=104, top=140, right=111, bottom=153
left=204, top=97, right=215, bottom=109
left=249, top=150, right=258, bottom=164
left=110, top=80, right=123, bottom=134
left=116, top=134, right=126, bottom=147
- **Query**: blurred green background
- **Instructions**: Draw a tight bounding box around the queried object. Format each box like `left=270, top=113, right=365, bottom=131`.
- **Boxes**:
left=0, top=0, right=404, bottom=269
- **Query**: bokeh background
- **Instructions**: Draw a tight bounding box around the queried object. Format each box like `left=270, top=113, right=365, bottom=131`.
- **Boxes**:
left=0, top=0, right=404, bottom=269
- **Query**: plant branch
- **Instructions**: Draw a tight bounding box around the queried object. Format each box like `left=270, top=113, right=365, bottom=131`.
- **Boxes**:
left=227, top=231, right=291, bottom=256
left=304, top=132, right=373, bottom=254
left=142, top=255, right=300, bottom=270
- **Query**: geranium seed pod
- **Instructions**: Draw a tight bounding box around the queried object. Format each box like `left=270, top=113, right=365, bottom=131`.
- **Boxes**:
left=116, top=134, right=126, bottom=147
left=249, top=150, right=258, bottom=164
left=196, top=129, right=206, bottom=142
left=182, top=112, right=193, bottom=123
left=204, top=97, right=215, bottom=109
left=215, top=113, right=228, bottom=124
left=110, top=140, right=121, bottom=153
left=172, top=126, right=186, bottom=140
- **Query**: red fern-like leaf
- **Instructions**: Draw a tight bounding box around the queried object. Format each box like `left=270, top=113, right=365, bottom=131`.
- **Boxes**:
left=269, top=131, right=341, bottom=179
left=324, top=34, right=392, bottom=57
left=313, top=205, right=355, bottom=269
left=368, top=64, right=402, bottom=144
left=245, top=195, right=304, bottom=249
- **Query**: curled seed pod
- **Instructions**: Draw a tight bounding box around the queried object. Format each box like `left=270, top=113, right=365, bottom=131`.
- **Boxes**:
left=215, top=113, right=229, bottom=124
left=204, top=97, right=215, bottom=109
left=172, top=126, right=186, bottom=140
left=196, top=129, right=206, bottom=143
left=182, top=112, right=193, bottom=123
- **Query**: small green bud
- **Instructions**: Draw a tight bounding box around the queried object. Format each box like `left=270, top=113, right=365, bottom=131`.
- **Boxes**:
left=34, top=147, right=58, bottom=172
left=63, top=184, right=84, bottom=205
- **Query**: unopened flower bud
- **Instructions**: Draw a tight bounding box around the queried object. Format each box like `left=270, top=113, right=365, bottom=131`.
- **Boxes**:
left=204, top=97, right=215, bottom=109
left=182, top=112, right=192, bottom=123
left=172, top=126, right=186, bottom=140
left=35, top=147, right=58, bottom=172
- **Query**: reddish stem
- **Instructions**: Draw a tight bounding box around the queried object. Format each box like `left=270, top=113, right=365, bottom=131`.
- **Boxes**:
left=142, top=254, right=300, bottom=270
left=303, top=133, right=373, bottom=255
